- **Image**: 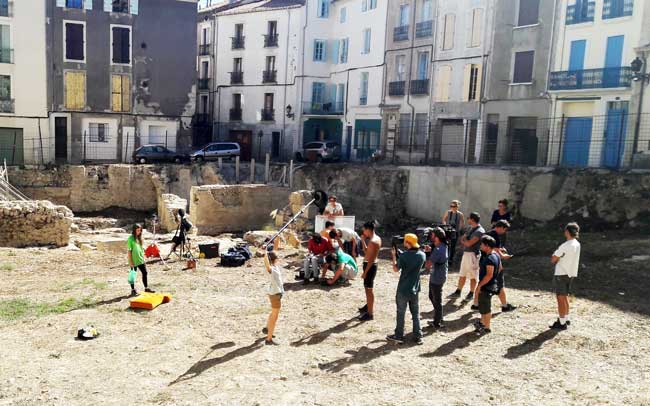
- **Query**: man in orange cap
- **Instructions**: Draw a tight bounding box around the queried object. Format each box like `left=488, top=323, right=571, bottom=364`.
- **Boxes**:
left=388, top=233, right=426, bottom=345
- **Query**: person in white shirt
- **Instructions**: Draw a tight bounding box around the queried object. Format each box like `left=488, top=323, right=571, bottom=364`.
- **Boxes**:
left=263, top=248, right=284, bottom=345
left=331, top=227, right=362, bottom=258
left=323, top=196, right=344, bottom=218
left=549, top=222, right=581, bottom=330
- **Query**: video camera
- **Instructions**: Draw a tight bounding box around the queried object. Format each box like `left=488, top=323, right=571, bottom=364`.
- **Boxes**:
left=391, top=235, right=405, bottom=258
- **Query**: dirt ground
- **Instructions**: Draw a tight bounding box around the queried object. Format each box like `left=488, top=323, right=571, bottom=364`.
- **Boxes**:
left=0, top=224, right=649, bottom=406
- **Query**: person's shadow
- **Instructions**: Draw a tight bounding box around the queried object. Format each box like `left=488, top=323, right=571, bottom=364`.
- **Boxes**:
left=420, top=331, right=483, bottom=357
left=504, top=329, right=560, bottom=359
left=291, top=317, right=363, bottom=347
left=318, top=339, right=421, bottom=373
left=283, top=280, right=349, bottom=292
left=169, top=340, right=259, bottom=386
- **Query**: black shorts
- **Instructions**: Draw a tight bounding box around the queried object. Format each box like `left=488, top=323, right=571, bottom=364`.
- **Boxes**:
left=478, top=291, right=494, bottom=315
left=496, top=271, right=505, bottom=289
left=363, top=262, right=378, bottom=289
left=553, top=275, right=574, bottom=296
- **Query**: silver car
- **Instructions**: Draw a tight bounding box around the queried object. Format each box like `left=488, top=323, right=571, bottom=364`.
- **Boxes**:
left=190, top=142, right=241, bottom=162
left=297, top=141, right=341, bottom=162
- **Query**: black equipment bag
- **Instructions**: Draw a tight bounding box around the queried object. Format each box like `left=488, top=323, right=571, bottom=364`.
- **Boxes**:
left=235, top=243, right=252, bottom=260
left=199, top=242, right=220, bottom=259
left=221, top=250, right=246, bottom=267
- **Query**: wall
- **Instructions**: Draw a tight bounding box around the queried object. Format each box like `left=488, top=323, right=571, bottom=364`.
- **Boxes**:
left=0, top=201, right=74, bottom=248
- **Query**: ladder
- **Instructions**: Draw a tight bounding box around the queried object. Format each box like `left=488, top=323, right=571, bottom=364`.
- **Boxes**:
left=0, top=159, right=29, bottom=201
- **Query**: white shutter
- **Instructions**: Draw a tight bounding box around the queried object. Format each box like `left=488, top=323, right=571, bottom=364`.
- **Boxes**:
left=472, top=9, right=483, bottom=47
left=436, top=66, right=451, bottom=102
left=130, top=0, right=139, bottom=15
left=84, top=0, right=93, bottom=10
left=56, top=0, right=66, bottom=7
left=104, top=0, right=112, bottom=12
left=462, top=64, right=471, bottom=102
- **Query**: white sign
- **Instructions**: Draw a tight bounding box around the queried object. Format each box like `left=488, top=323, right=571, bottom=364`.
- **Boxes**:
left=315, top=215, right=356, bottom=232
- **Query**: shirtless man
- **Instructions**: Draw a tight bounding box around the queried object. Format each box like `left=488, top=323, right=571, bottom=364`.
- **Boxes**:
left=358, top=221, right=381, bottom=321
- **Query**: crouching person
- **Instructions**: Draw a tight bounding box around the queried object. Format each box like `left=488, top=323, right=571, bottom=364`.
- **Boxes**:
left=302, top=233, right=331, bottom=284
left=324, top=250, right=359, bottom=286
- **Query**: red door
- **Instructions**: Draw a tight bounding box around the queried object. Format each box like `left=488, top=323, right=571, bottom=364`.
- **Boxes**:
left=229, top=130, right=252, bottom=161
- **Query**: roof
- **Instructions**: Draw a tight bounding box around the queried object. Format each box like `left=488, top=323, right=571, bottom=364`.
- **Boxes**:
left=199, top=0, right=304, bottom=15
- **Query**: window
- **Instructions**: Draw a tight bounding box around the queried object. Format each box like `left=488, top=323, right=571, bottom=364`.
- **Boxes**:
left=111, top=26, right=131, bottom=65
left=111, top=74, right=130, bottom=112
left=200, top=95, right=208, bottom=114
left=0, top=0, right=8, bottom=17
left=336, top=83, right=345, bottom=106
left=362, top=28, right=371, bottom=54
left=233, top=57, right=242, bottom=72
left=266, top=55, right=276, bottom=71
left=513, top=51, right=534, bottom=83
left=435, top=65, right=451, bottom=101
left=313, top=39, right=326, bottom=61
left=234, top=24, right=244, bottom=39
left=359, top=72, right=369, bottom=105
left=64, top=21, right=85, bottom=62
left=442, top=14, right=455, bottom=50
left=463, top=64, right=481, bottom=101
left=603, top=0, right=633, bottom=19
left=89, top=123, right=108, bottom=142
left=399, top=5, right=410, bottom=26
left=517, top=0, right=540, bottom=26
left=66, top=0, right=83, bottom=8
left=369, top=0, right=377, bottom=10
left=468, top=9, right=483, bottom=48
left=414, top=113, right=428, bottom=147
left=64, top=71, right=85, bottom=109
left=0, top=25, right=10, bottom=64
left=396, top=55, right=406, bottom=81
left=362, top=0, right=367, bottom=12
left=421, top=0, right=433, bottom=21
left=317, top=0, right=329, bottom=18
left=416, top=52, right=429, bottom=80
left=312, top=82, right=325, bottom=103
left=0, top=75, right=10, bottom=100
left=340, top=7, right=347, bottom=23
left=201, top=27, right=210, bottom=45
left=232, top=93, right=241, bottom=109
left=201, top=61, right=209, bottom=78
left=112, top=0, right=129, bottom=13
left=566, top=0, right=595, bottom=24
left=340, top=38, right=349, bottom=63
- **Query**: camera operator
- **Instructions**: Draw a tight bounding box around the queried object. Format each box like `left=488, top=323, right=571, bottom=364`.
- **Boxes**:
left=424, top=227, right=449, bottom=328
left=166, top=208, right=193, bottom=259
left=442, top=200, right=464, bottom=267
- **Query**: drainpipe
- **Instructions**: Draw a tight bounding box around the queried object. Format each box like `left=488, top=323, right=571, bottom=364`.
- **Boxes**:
left=405, top=0, right=418, bottom=164
left=631, top=54, right=647, bottom=158
left=296, top=2, right=309, bottom=152
left=544, top=0, right=560, bottom=166
left=424, top=1, right=439, bottom=164
left=281, top=8, right=292, bottom=159
left=212, top=12, right=219, bottom=140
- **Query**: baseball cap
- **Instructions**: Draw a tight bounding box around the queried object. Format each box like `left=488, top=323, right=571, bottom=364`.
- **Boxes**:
left=404, top=233, right=419, bottom=249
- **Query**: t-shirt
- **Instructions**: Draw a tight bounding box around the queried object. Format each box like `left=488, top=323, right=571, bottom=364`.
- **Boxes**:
left=486, top=229, right=503, bottom=249
left=268, top=265, right=284, bottom=295
left=463, top=225, right=485, bottom=254
left=339, top=227, right=359, bottom=242
left=308, top=238, right=331, bottom=255
left=428, top=243, right=448, bottom=285
left=553, top=239, right=581, bottom=278
left=323, top=202, right=343, bottom=215
left=127, top=235, right=145, bottom=267
left=337, top=250, right=358, bottom=279
left=478, top=251, right=501, bottom=292
left=491, top=210, right=512, bottom=224
left=396, top=249, right=426, bottom=296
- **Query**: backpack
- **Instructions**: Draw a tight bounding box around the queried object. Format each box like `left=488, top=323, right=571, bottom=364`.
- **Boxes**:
left=221, top=250, right=247, bottom=267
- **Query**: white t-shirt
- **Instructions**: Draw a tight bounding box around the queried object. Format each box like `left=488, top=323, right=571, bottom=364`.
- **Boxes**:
left=339, top=227, right=358, bottom=241
left=323, top=202, right=343, bottom=215
left=553, top=239, right=581, bottom=277
left=268, top=265, right=284, bottom=295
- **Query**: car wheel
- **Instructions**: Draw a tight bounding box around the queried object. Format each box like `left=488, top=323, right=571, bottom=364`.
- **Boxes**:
left=139, top=157, right=147, bottom=164
left=196, top=156, right=204, bottom=163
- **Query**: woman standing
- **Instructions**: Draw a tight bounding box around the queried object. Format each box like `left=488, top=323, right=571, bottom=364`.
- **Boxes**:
left=426, top=228, right=449, bottom=328
left=323, top=196, right=344, bottom=218
left=263, top=247, right=284, bottom=345
left=442, top=200, right=464, bottom=267
left=127, top=224, right=155, bottom=296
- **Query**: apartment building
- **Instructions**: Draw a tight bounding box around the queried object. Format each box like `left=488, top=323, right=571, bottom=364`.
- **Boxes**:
left=548, top=0, right=648, bottom=168
left=300, top=0, right=388, bottom=161
left=429, top=0, right=494, bottom=164
left=0, top=0, right=49, bottom=165
left=381, top=0, right=435, bottom=164
left=47, top=0, right=197, bottom=164
left=200, top=0, right=305, bottom=161
left=481, top=0, right=555, bottom=166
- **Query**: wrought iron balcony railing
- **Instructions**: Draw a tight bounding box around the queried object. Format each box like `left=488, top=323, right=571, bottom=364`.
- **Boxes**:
left=198, top=44, right=211, bottom=56
left=262, top=70, right=277, bottom=83
left=197, top=78, right=210, bottom=90
left=393, top=25, right=409, bottom=41
left=230, top=108, right=242, bottom=121
left=410, top=79, right=429, bottom=95
left=389, top=81, right=405, bottom=96
left=549, top=67, right=632, bottom=90
left=415, top=20, right=433, bottom=38
left=261, top=108, right=275, bottom=121
left=301, top=101, right=344, bottom=115
left=264, top=33, right=279, bottom=48
left=230, top=71, right=243, bottom=84
left=231, top=36, right=245, bottom=50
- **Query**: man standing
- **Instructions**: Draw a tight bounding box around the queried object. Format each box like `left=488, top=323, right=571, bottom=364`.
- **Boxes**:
left=387, top=234, right=426, bottom=345
left=451, top=212, right=484, bottom=301
left=442, top=200, right=464, bottom=267
left=475, top=235, right=501, bottom=335
left=323, top=196, right=344, bottom=218
left=550, top=222, right=581, bottom=330
left=358, top=221, right=381, bottom=321
left=425, top=228, right=449, bottom=328
left=472, top=220, right=516, bottom=312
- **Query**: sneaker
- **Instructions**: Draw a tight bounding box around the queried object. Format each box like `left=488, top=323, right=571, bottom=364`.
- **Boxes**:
left=473, top=320, right=485, bottom=330
left=358, top=304, right=368, bottom=313
left=549, top=320, right=568, bottom=330
left=144, top=288, right=155, bottom=293
left=470, top=304, right=479, bottom=311
left=450, top=289, right=461, bottom=297
left=501, top=304, right=517, bottom=312
left=413, top=337, right=424, bottom=345
left=358, top=312, right=374, bottom=321
left=476, top=326, right=491, bottom=335
left=303, top=278, right=310, bottom=285
left=265, top=338, right=280, bottom=346
left=566, top=320, right=571, bottom=326
left=428, top=320, right=444, bottom=329
left=129, top=289, right=138, bottom=297
left=465, top=292, right=474, bottom=301
left=386, top=334, right=404, bottom=343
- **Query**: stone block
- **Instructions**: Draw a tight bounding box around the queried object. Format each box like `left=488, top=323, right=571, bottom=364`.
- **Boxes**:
left=0, top=200, right=74, bottom=248
left=96, top=238, right=127, bottom=254
left=157, top=193, right=187, bottom=233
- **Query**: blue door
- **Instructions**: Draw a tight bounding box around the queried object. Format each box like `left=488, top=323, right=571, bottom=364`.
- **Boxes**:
left=602, top=107, right=628, bottom=168
left=562, top=117, right=592, bottom=167
left=569, top=40, right=586, bottom=88
left=603, top=35, right=624, bottom=87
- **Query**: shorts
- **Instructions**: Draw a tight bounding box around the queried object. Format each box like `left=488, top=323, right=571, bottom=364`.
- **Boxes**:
left=553, top=275, right=574, bottom=296
left=459, top=252, right=479, bottom=279
left=342, top=264, right=358, bottom=281
left=478, top=291, right=493, bottom=315
left=363, top=262, right=378, bottom=289
left=268, top=293, right=282, bottom=309
left=496, top=271, right=505, bottom=290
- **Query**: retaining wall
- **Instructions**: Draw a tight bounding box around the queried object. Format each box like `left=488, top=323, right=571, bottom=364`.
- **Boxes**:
left=0, top=201, right=74, bottom=247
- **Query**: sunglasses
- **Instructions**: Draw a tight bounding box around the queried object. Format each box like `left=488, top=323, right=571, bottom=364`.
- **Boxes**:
left=450, top=205, right=457, bottom=208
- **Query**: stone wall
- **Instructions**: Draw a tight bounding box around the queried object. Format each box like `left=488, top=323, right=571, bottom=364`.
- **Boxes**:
left=0, top=201, right=74, bottom=247
left=157, top=193, right=187, bottom=233
left=189, top=184, right=291, bottom=235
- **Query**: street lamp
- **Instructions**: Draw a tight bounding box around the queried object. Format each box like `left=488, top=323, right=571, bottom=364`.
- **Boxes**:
left=631, top=57, right=650, bottom=82
left=285, top=105, right=295, bottom=119
left=631, top=56, right=649, bottom=158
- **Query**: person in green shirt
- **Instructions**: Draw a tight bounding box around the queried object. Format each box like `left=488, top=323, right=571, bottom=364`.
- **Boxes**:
left=324, top=248, right=359, bottom=286
left=127, top=224, right=154, bottom=296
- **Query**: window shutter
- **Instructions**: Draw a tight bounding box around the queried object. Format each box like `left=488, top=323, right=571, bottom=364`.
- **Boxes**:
left=331, top=40, right=340, bottom=64
left=462, top=64, right=471, bottom=101
left=443, top=14, right=455, bottom=50
left=465, top=10, right=473, bottom=48
left=122, top=28, right=130, bottom=63
left=312, top=40, right=318, bottom=61
left=84, top=0, right=92, bottom=10
left=322, top=40, right=327, bottom=60
left=130, top=0, right=139, bottom=15
left=475, top=64, right=483, bottom=100
left=362, top=0, right=367, bottom=12
left=328, top=84, right=337, bottom=104
left=472, top=9, right=483, bottom=47
left=436, top=66, right=451, bottom=102
left=111, top=75, right=121, bottom=111
left=104, top=0, right=112, bottom=12
left=57, top=0, right=66, bottom=7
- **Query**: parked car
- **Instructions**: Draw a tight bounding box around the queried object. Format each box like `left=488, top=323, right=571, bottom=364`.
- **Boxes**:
left=190, top=142, right=241, bottom=162
left=296, top=141, right=341, bottom=162
left=132, top=145, right=187, bottom=164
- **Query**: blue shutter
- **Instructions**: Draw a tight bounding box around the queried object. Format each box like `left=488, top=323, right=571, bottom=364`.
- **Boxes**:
left=605, top=35, right=624, bottom=68
left=331, top=40, right=340, bottom=64
left=328, top=84, right=337, bottom=105
left=130, top=0, right=139, bottom=15
left=104, top=0, right=112, bottom=12
left=84, top=0, right=92, bottom=10
left=57, top=0, right=65, bottom=7
left=341, top=38, right=348, bottom=63
left=362, top=0, right=367, bottom=12
left=568, top=40, right=586, bottom=71
left=370, top=0, right=377, bottom=9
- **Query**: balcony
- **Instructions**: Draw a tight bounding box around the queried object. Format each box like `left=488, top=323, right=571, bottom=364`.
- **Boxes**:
left=230, top=71, right=243, bottom=84
left=197, top=78, right=210, bottom=90
left=393, top=25, right=409, bottom=41
left=264, top=33, right=279, bottom=48
left=0, top=49, right=13, bottom=64
left=0, top=99, right=14, bottom=113
left=194, top=113, right=210, bottom=125
left=262, top=70, right=277, bottom=83
left=261, top=108, right=275, bottom=121
left=415, top=20, right=433, bottom=38
left=0, top=1, right=13, bottom=17
left=389, top=81, right=405, bottom=96
left=231, top=36, right=245, bottom=50
left=410, top=79, right=429, bottom=95
left=566, top=1, right=594, bottom=24
left=198, top=44, right=211, bottom=56
left=603, top=0, right=633, bottom=19
left=549, top=67, right=632, bottom=90
left=302, top=101, right=344, bottom=115
left=230, top=108, right=242, bottom=121
left=359, top=96, right=367, bottom=105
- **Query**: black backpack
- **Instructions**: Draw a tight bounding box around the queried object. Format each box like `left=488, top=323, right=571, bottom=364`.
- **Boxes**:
left=220, top=243, right=252, bottom=267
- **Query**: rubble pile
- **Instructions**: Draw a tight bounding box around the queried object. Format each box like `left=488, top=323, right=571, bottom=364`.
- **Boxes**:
left=0, top=201, right=74, bottom=248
